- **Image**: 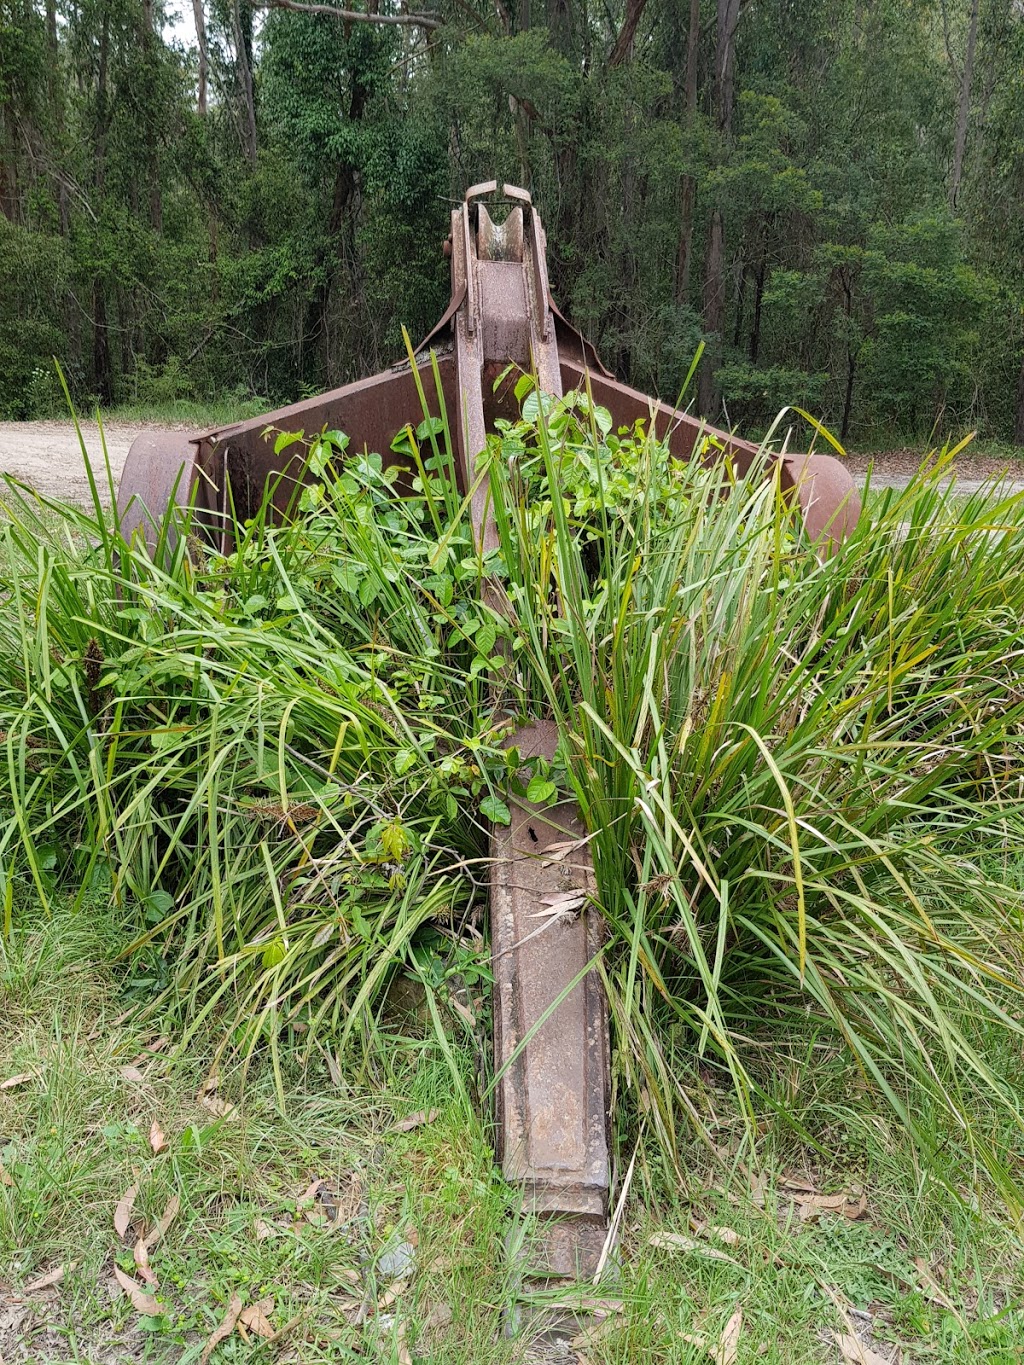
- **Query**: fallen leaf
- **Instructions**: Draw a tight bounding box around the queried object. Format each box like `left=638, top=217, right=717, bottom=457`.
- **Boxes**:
left=128, top=1036, right=169, bottom=1068
left=200, top=1293, right=243, bottom=1364
left=198, top=1093, right=236, bottom=1119
left=0, top=1073, right=31, bottom=1090
left=649, top=1231, right=741, bottom=1266
left=114, top=1183, right=140, bottom=1242
left=119, top=1065, right=145, bottom=1083
left=392, top=1108, right=439, bottom=1133
left=0, top=1160, right=12, bottom=1187
left=843, top=1191, right=868, bottom=1220
left=377, top=1278, right=409, bottom=1310
left=796, top=1191, right=866, bottom=1222
left=449, top=997, right=476, bottom=1027
left=133, top=1239, right=158, bottom=1287
left=149, top=1121, right=167, bottom=1155
left=254, top=1219, right=277, bottom=1241
left=832, top=1331, right=892, bottom=1365
left=716, top=1307, right=742, bottom=1365
left=113, top=1266, right=162, bottom=1317
left=710, top=1226, right=741, bottom=1247
left=24, top=1262, right=77, bottom=1293
left=536, top=1298, right=623, bottom=1315
left=268, top=1312, right=303, bottom=1344
left=239, top=1297, right=275, bottom=1339
left=396, top=1319, right=413, bottom=1365
left=779, top=1175, right=818, bottom=1194
left=423, top=1302, right=453, bottom=1332
left=142, top=1195, right=180, bottom=1252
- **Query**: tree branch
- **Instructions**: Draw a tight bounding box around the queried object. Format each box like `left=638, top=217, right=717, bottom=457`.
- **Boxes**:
left=252, top=0, right=442, bottom=28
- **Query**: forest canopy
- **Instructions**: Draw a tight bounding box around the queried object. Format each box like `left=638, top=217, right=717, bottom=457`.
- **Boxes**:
left=2, top=0, right=1023, bottom=446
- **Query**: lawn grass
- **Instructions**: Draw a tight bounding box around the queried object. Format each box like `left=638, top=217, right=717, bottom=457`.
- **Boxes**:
left=3, top=898, right=1022, bottom=1365
left=96, top=397, right=270, bottom=428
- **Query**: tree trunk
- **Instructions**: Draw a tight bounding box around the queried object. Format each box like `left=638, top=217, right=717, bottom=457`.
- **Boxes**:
left=949, top=0, right=979, bottom=212
left=44, top=0, right=70, bottom=233
left=698, top=208, right=726, bottom=413
left=749, top=257, right=765, bottom=364
left=698, top=0, right=741, bottom=415
left=608, top=0, right=650, bottom=67
left=193, top=0, right=209, bottom=116
left=142, top=0, right=163, bottom=233
left=841, top=351, right=856, bottom=441
left=92, top=7, right=114, bottom=402
left=234, top=0, right=258, bottom=168
left=675, top=0, right=700, bottom=304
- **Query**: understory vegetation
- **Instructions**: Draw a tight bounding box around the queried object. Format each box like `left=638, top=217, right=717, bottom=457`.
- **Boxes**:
left=1, top=390, right=1024, bottom=1215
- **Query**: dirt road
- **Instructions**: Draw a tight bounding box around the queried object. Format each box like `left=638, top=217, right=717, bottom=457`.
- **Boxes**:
left=1, top=420, right=1022, bottom=506
left=0, top=419, right=145, bottom=506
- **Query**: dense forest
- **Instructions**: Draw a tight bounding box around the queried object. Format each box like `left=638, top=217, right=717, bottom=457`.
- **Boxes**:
left=2, top=0, right=1023, bottom=444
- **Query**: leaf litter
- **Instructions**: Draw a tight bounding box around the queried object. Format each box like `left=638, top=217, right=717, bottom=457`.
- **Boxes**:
left=112, top=1265, right=162, bottom=1317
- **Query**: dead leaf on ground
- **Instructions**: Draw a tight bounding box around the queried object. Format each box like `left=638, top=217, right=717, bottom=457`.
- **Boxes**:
left=716, top=1307, right=742, bottom=1365
left=538, top=1298, right=623, bottom=1316
left=119, top=1065, right=145, bottom=1083
left=128, top=1036, right=169, bottom=1068
left=832, top=1330, right=894, bottom=1365
left=142, top=1195, right=180, bottom=1252
left=254, top=1219, right=277, bottom=1241
left=396, top=1320, right=413, bottom=1365
left=133, top=1240, right=158, bottom=1287
left=377, top=1278, right=409, bottom=1310
left=113, top=1183, right=140, bottom=1242
left=0, top=1160, right=12, bottom=1187
left=113, top=1266, right=162, bottom=1317
left=198, top=1092, right=237, bottom=1119
left=449, top=997, right=476, bottom=1027
left=200, top=1293, right=243, bottom=1364
left=423, top=1302, right=453, bottom=1332
left=649, top=1231, right=741, bottom=1266
left=149, top=1121, right=167, bottom=1155
left=24, top=1262, right=77, bottom=1293
left=0, top=1073, right=31, bottom=1090
left=794, top=1189, right=867, bottom=1222
left=710, top=1225, right=741, bottom=1246
left=238, top=1297, right=275, bottom=1339
left=779, top=1175, right=818, bottom=1194
left=391, top=1108, right=439, bottom=1132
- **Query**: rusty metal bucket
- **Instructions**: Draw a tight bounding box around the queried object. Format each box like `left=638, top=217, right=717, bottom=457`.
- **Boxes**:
left=117, top=182, right=860, bottom=1282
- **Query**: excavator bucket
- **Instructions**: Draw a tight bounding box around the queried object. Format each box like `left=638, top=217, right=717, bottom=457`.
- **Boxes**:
left=117, top=183, right=860, bottom=1282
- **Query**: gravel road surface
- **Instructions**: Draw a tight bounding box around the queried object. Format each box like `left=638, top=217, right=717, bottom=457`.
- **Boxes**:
left=0, top=420, right=144, bottom=506
left=1, top=421, right=1022, bottom=506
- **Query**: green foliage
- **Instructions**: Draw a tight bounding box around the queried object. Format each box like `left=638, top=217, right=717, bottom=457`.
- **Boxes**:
left=3, top=0, right=1024, bottom=441
left=2, top=397, right=1024, bottom=1203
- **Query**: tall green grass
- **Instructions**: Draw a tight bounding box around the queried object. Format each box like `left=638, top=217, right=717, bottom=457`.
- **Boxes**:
left=1, top=401, right=1023, bottom=1199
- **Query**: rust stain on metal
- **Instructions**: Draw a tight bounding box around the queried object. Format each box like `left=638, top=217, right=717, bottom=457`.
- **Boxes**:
left=116, top=183, right=861, bottom=1282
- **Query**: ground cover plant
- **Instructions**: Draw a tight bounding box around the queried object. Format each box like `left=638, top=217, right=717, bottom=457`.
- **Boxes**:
left=2, top=396, right=1024, bottom=1358
left=2, top=897, right=1023, bottom=1363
